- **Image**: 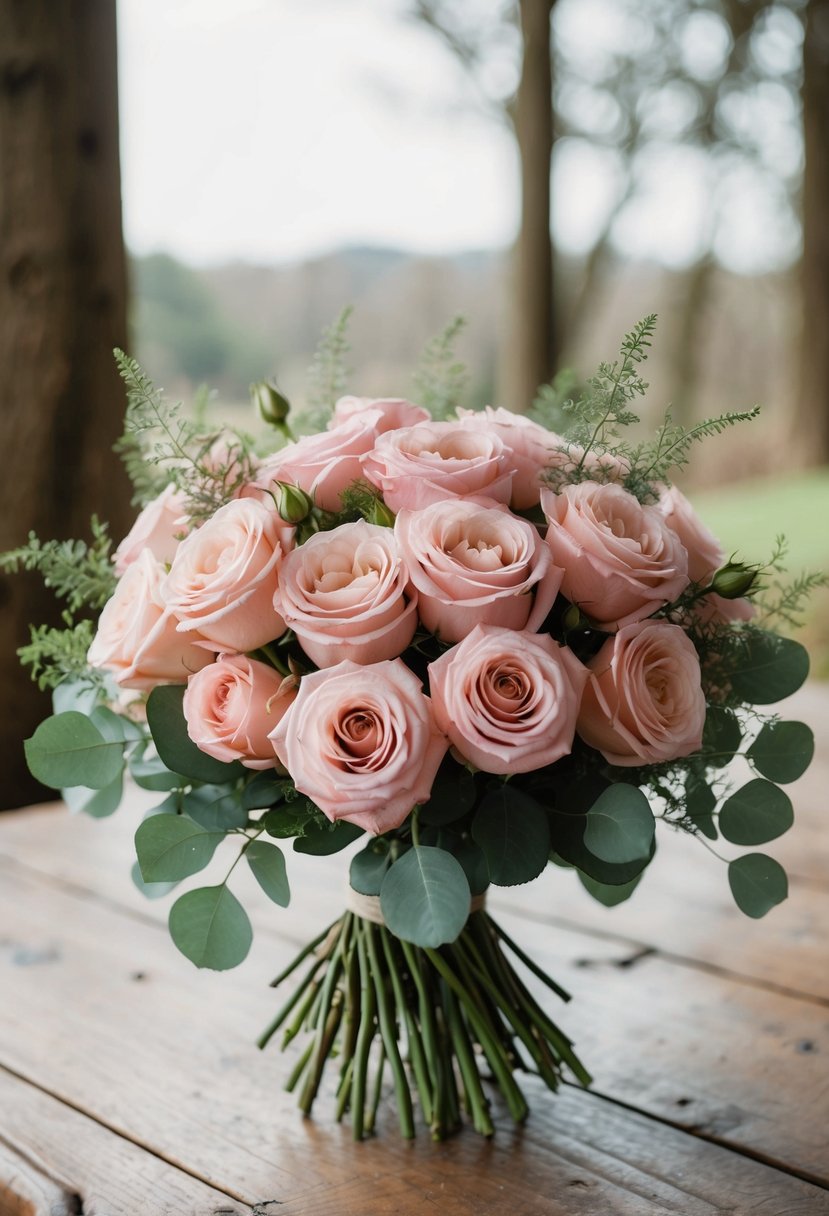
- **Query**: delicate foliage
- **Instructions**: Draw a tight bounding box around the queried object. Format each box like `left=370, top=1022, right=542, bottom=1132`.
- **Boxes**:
left=412, top=315, right=469, bottom=419
left=0, top=517, right=116, bottom=612
left=17, top=615, right=105, bottom=692
left=301, top=305, right=354, bottom=431
left=529, top=368, right=578, bottom=433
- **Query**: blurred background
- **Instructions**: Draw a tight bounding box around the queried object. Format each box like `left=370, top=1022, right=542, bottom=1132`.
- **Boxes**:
left=2, top=0, right=827, bottom=805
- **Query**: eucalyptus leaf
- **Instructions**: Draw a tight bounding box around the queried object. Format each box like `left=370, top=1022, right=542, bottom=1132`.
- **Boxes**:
left=294, top=818, right=364, bottom=855
left=419, top=766, right=477, bottom=826
left=90, top=706, right=145, bottom=744
left=380, top=846, right=470, bottom=947
left=130, top=755, right=187, bottom=792
left=550, top=810, right=656, bottom=885
left=62, top=770, right=123, bottom=819
left=686, top=777, right=718, bottom=840
left=169, top=885, right=253, bottom=969
left=130, top=860, right=179, bottom=901
left=747, top=720, right=815, bottom=784
left=702, top=706, right=742, bottom=768
left=350, top=842, right=391, bottom=896
left=52, top=679, right=100, bottom=717
left=451, top=836, right=490, bottom=896
left=246, top=840, right=290, bottom=906
left=135, top=813, right=224, bottom=882
left=242, top=771, right=288, bottom=811
left=578, top=870, right=643, bottom=907
left=471, top=786, right=550, bottom=886
left=583, top=785, right=654, bottom=865
left=184, top=785, right=249, bottom=831
left=728, top=632, right=809, bottom=705
left=25, top=712, right=124, bottom=790
left=264, top=803, right=320, bottom=840
left=146, top=685, right=245, bottom=784
left=728, top=853, right=788, bottom=918
left=719, top=779, right=794, bottom=846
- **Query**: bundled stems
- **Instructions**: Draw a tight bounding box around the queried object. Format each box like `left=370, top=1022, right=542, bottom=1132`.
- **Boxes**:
left=261, top=909, right=590, bottom=1140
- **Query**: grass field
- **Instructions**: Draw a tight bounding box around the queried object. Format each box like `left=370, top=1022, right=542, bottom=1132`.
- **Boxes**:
left=692, top=468, right=829, bottom=676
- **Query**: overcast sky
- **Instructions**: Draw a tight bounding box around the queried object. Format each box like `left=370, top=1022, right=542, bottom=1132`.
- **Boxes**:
left=118, top=0, right=800, bottom=273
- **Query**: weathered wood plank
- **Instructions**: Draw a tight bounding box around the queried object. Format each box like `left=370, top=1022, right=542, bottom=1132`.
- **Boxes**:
left=0, top=1067, right=249, bottom=1215
left=1, top=852, right=828, bottom=1190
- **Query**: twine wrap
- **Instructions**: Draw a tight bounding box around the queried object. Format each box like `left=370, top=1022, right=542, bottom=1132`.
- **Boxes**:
left=344, top=884, right=487, bottom=926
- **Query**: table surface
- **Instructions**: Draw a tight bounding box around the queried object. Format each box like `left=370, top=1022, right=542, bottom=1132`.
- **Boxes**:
left=1, top=685, right=828, bottom=1216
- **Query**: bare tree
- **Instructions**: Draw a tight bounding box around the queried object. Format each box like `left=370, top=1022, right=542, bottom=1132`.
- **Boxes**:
left=0, top=0, right=131, bottom=808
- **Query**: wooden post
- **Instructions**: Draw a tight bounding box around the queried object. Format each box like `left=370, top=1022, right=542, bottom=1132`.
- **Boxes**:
left=0, top=0, right=131, bottom=807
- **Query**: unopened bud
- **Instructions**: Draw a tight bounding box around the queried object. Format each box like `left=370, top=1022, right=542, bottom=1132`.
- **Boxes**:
left=251, top=380, right=291, bottom=429
left=366, top=497, right=396, bottom=528
left=709, top=561, right=759, bottom=600
left=271, top=480, right=313, bottom=524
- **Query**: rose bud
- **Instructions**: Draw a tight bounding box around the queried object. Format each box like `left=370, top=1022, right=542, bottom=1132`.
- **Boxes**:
left=708, top=561, right=759, bottom=601
left=251, top=380, right=291, bottom=430
left=271, top=481, right=314, bottom=525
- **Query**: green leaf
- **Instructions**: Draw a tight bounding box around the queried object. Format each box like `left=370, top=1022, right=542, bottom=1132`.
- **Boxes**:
left=146, top=685, right=245, bottom=784
left=747, top=721, right=815, bottom=784
left=719, top=780, right=794, bottom=846
left=246, top=840, right=290, bottom=906
left=62, top=770, right=123, bottom=819
left=728, top=853, right=788, bottom=918
left=242, top=771, right=288, bottom=811
left=130, top=860, right=179, bottom=901
left=293, top=818, right=364, bottom=855
left=451, top=836, right=490, bottom=896
left=90, top=705, right=144, bottom=743
left=583, top=785, right=655, bottom=864
left=471, top=786, right=550, bottom=886
left=702, top=706, right=742, bottom=768
left=380, top=846, right=470, bottom=947
left=549, top=809, right=655, bottom=885
left=25, top=712, right=124, bottom=790
left=578, top=871, right=643, bottom=907
left=183, top=785, right=249, bottom=831
left=729, top=632, right=809, bottom=705
left=135, top=813, right=224, bottom=882
left=130, top=755, right=186, bottom=792
left=264, top=803, right=320, bottom=839
left=168, top=885, right=253, bottom=969
left=350, top=842, right=391, bottom=896
left=52, top=679, right=100, bottom=716
left=419, top=766, right=477, bottom=826
left=686, top=777, right=717, bottom=840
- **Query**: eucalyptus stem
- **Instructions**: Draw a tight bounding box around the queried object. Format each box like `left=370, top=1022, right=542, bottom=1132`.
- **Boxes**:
left=366, top=923, right=414, bottom=1138
left=351, top=924, right=377, bottom=1140
left=268, top=922, right=335, bottom=988
left=365, top=1044, right=387, bottom=1135
left=381, top=928, right=434, bottom=1126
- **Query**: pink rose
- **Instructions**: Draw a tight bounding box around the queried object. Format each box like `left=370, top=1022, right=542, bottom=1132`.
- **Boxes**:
left=248, top=414, right=380, bottom=513
left=395, top=498, right=562, bottom=643
left=456, top=407, right=563, bottom=509
left=542, top=482, right=689, bottom=630
left=362, top=421, right=513, bottom=513
left=427, top=625, right=588, bottom=775
left=165, top=498, right=291, bottom=653
left=332, top=395, right=430, bottom=432
left=655, top=485, right=722, bottom=584
left=113, top=484, right=189, bottom=576
left=577, top=620, right=705, bottom=766
left=274, top=520, right=418, bottom=667
left=270, top=659, right=448, bottom=834
left=183, top=654, right=296, bottom=770
left=88, top=550, right=211, bottom=691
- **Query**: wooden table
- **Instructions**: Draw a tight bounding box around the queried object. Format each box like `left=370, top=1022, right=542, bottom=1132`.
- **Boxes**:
left=1, top=685, right=828, bottom=1215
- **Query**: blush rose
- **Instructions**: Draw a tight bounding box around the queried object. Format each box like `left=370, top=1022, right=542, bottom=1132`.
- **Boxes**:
left=274, top=520, right=418, bottom=667
left=577, top=620, right=706, bottom=766
left=183, top=654, right=297, bottom=770
left=88, top=550, right=211, bottom=690
left=427, top=624, right=588, bottom=775
left=331, top=395, right=430, bottom=432
left=270, top=659, right=448, bottom=834
left=113, top=484, right=189, bottom=576
left=248, top=413, right=381, bottom=513
left=395, top=498, right=562, bottom=642
left=362, top=421, right=513, bottom=513
left=165, top=497, right=291, bottom=653
left=542, top=482, right=689, bottom=630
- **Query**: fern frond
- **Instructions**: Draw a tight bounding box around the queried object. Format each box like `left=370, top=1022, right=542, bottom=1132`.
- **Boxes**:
left=0, top=517, right=115, bottom=612
left=413, top=315, right=468, bottom=419
left=302, top=306, right=354, bottom=430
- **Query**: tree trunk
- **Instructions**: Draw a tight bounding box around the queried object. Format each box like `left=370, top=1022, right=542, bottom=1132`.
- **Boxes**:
left=798, top=0, right=829, bottom=464
left=0, top=0, right=131, bottom=808
left=500, top=0, right=556, bottom=411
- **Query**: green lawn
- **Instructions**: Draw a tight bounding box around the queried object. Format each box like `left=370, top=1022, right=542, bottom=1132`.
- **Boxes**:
left=691, top=469, right=829, bottom=576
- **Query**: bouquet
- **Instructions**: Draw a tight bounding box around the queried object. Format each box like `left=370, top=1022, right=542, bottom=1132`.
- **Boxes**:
left=5, top=313, right=820, bottom=1141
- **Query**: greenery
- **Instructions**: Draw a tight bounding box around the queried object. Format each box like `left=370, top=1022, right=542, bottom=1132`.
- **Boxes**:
left=412, top=315, right=469, bottom=420
left=300, top=305, right=354, bottom=432
left=0, top=517, right=116, bottom=613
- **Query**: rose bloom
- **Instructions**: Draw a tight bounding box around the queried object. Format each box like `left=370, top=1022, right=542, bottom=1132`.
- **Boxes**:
left=427, top=625, right=588, bottom=775
left=88, top=550, right=211, bottom=690
left=395, top=498, right=562, bottom=642
left=362, top=421, right=514, bottom=514
left=270, top=659, right=448, bottom=834
left=542, top=482, right=689, bottom=630
left=274, top=520, right=418, bottom=667
left=656, top=485, right=754, bottom=625
left=113, top=484, right=189, bottom=576
left=247, top=413, right=380, bottom=513
left=165, top=497, right=291, bottom=653
left=577, top=620, right=706, bottom=766
left=331, top=395, right=429, bottom=432
left=183, top=654, right=296, bottom=770
left=455, top=407, right=565, bottom=510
